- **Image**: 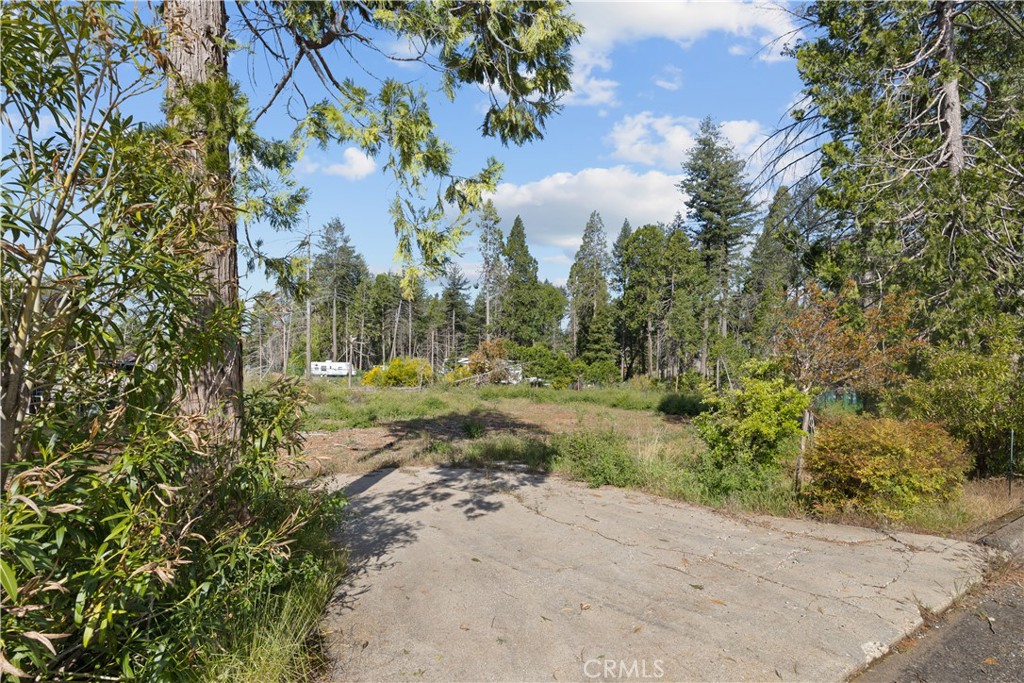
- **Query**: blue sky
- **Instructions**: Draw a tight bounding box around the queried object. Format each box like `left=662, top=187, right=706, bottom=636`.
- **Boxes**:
left=229, top=1, right=807, bottom=295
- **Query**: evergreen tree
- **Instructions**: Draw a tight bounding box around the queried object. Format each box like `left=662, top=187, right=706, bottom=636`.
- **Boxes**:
left=502, top=216, right=543, bottom=345
left=610, top=218, right=632, bottom=296
left=662, top=227, right=706, bottom=375
left=476, top=199, right=507, bottom=340
left=790, top=1, right=1024, bottom=341
left=678, top=117, right=758, bottom=384
left=619, top=225, right=667, bottom=377
left=536, top=281, right=568, bottom=350
left=440, top=266, right=471, bottom=360
left=739, top=186, right=800, bottom=355
left=568, top=211, right=610, bottom=357
left=311, top=218, right=370, bottom=361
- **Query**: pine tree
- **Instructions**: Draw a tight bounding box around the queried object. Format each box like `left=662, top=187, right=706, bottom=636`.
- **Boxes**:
left=740, top=186, right=800, bottom=355
left=678, top=117, right=758, bottom=384
left=568, top=211, right=610, bottom=357
left=663, top=228, right=706, bottom=376
left=790, top=1, right=1024, bottom=341
left=619, top=225, right=666, bottom=377
left=476, top=199, right=507, bottom=340
left=440, top=266, right=471, bottom=361
left=502, top=216, right=543, bottom=345
left=610, top=218, right=632, bottom=296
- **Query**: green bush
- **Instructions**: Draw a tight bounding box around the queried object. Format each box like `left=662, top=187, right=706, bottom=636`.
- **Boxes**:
left=581, top=359, right=620, bottom=386
left=552, top=431, right=642, bottom=488
left=657, top=392, right=706, bottom=417
left=362, top=357, right=433, bottom=387
left=692, top=375, right=809, bottom=497
left=887, top=316, right=1023, bottom=476
left=1, top=381, right=345, bottom=680
left=805, top=416, right=970, bottom=518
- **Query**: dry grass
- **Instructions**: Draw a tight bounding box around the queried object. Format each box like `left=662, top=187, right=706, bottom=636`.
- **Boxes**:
left=819, top=477, right=1023, bottom=537
left=961, top=477, right=1024, bottom=524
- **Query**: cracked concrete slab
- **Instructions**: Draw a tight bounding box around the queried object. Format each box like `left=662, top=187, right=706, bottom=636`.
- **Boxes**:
left=321, top=467, right=992, bottom=682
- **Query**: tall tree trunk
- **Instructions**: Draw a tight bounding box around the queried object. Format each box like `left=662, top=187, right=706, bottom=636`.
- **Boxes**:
left=699, top=311, right=709, bottom=380
left=408, top=298, right=413, bottom=355
left=358, top=308, right=365, bottom=370
left=646, top=318, right=654, bottom=378
left=938, top=1, right=964, bottom=175
left=795, top=405, right=815, bottom=492
left=390, top=300, right=402, bottom=361
left=332, top=287, right=338, bottom=361
left=485, top=287, right=491, bottom=342
left=165, top=0, right=241, bottom=438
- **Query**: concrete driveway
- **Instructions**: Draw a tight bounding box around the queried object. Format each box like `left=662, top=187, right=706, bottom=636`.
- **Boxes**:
left=321, top=467, right=992, bottom=682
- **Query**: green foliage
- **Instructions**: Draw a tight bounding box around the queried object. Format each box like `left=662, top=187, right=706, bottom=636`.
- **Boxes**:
left=509, top=343, right=578, bottom=388
left=692, top=374, right=809, bottom=497
left=790, top=2, right=1024, bottom=341
left=203, top=572, right=339, bottom=682
left=887, top=316, right=1024, bottom=476
left=1, top=380, right=345, bottom=680
left=552, top=431, right=642, bottom=489
left=805, top=416, right=970, bottom=519
left=568, top=211, right=611, bottom=357
left=361, top=357, right=434, bottom=387
left=272, top=1, right=583, bottom=290
left=657, top=393, right=707, bottom=418
left=462, top=420, right=486, bottom=439
left=501, top=216, right=544, bottom=345
left=0, top=5, right=342, bottom=677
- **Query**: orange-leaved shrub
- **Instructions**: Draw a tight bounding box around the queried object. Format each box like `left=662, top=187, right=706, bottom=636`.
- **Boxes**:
left=805, top=416, right=970, bottom=518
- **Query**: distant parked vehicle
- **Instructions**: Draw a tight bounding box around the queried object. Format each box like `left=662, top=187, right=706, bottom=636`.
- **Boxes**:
left=311, top=361, right=355, bottom=377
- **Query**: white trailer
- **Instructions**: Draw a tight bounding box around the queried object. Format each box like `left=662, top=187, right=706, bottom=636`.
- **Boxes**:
left=311, top=361, right=355, bottom=377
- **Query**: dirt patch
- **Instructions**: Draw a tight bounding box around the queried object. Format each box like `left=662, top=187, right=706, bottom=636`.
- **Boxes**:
left=300, top=397, right=693, bottom=476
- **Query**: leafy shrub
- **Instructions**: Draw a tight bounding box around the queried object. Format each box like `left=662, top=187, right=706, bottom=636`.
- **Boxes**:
left=657, top=392, right=706, bottom=417
left=1, top=381, right=345, bottom=680
left=692, top=375, right=809, bottom=497
left=581, top=359, right=620, bottom=386
left=887, top=315, right=1023, bottom=476
left=552, top=431, right=642, bottom=488
left=361, top=357, right=433, bottom=387
left=443, top=365, right=473, bottom=384
left=509, top=343, right=580, bottom=388
left=805, top=416, right=970, bottom=518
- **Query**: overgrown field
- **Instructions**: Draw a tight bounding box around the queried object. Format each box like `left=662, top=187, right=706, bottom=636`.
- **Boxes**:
left=301, top=382, right=1021, bottom=536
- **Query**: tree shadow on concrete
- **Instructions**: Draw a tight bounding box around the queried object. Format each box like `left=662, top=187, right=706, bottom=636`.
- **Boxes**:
left=356, top=408, right=550, bottom=462
left=328, top=466, right=550, bottom=613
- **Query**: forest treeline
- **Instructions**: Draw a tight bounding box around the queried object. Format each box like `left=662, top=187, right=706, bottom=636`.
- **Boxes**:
left=250, top=119, right=826, bottom=387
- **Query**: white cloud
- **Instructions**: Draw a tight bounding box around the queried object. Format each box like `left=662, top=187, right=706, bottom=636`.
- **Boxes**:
left=652, top=65, right=683, bottom=91
left=325, top=148, right=377, bottom=180
left=488, top=166, right=684, bottom=253
left=563, top=73, right=619, bottom=107
left=720, top=119, right=766, bottom=155
left=606, top=112, right=767, bottom=170
left=299, top=148, right=377, bottom=181
left=565, top=1, right=797, bottom=106
left=606, top=112, right=699, bottom=168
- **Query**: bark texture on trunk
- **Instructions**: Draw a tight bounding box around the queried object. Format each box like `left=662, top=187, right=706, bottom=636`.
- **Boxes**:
left=164, top=0, right=241, bottom=439
left=938, top=1, right=964, bottom=176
